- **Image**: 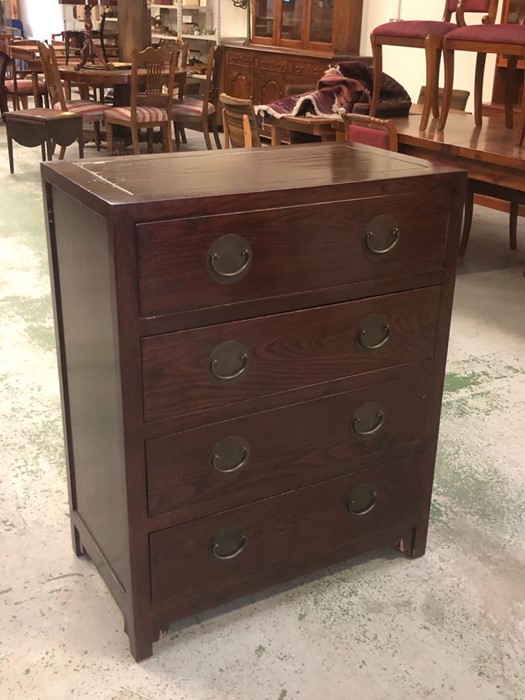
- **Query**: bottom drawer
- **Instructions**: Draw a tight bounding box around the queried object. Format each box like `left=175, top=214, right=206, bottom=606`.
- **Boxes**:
left=149, top=453, right=430, bottom=607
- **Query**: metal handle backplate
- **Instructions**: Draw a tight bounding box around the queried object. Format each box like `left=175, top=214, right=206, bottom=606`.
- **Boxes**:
left=211, top=436, right=250, bottom=474
left=208, top=340, right=249, bottom=384
left=347, top=485, right=377, bottom=516
left=352, top=403, right=385, bottom=438
left=356, top=314, right=392, bottom=352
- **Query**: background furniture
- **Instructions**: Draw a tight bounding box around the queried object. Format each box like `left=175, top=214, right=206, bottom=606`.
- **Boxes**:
left=223, top=0, right=366, bottom=114
left=104, top=46, right=176, bottom=155
left=39, top=41, right=105, bottom=153
left=219, top=92, right=261, bottom=148
left=339, top=112, right=398, bottom=151
left=487, top=0, right=525, bottom=116
left=370, top=0, right=498, bottom=132
left=0, top=49, right=47, bottom=113
left=172, top=44, right=223, bottom=150
left=42, top=143, right=465, bottom=660
left=5, top=108, right=83, bottom=173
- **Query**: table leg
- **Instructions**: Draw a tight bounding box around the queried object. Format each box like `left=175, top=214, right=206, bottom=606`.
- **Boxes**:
left=41, top=142, right=47, bottom=161
left=78, top=130, right=84, bottom=159
left=271, top=126, right=285, bottom=146
left=7, top=132, right=15, bottom=174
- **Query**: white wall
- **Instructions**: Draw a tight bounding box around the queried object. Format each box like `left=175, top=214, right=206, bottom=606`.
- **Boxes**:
left=18, top=0, right=62, bottom=40
left=361, top=0, right=498, bottom=109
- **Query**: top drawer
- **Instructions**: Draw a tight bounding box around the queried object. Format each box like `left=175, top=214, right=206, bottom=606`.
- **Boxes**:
left=136, top=192, right=450, bottom=318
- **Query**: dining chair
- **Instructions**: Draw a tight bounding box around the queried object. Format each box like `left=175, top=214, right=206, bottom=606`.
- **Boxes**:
left=0, top=50, right=48, bottom=116
left=172, top=44, right=224, bottom=151
left=370, top=0, right=499, bottom=132
left=337, top=113, right=399, bottom=152
left=37, top=41, right=105, bottom=152
left=219, top=93, right=261, bottom=148
left=104, top=46, right=177, bottom=156
left=437, top=19, right=525, bottom=145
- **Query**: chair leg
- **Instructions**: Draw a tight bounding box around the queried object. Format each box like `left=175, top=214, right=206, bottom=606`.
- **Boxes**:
left=459, top=182, right=475, bottom=257
left=20, top=95, right=28, bottom=109
left=505, top=56, right=517, bottom=130
left=180, top=126, right=187, bottom=144
left=59, top=145, right=67, bottom=160
left=7, top=131, right=15, bottom=174
left=131, top=126, right=140, bottom=155
left=509, top=200, right=519, bottom=250
left=166, top=122, right=174, bottom=153
left=94, top=121, right=101, bottom=151
left=474, top=52, right=486, bottom=128
left=420, top=38, right=439, bottom=132
left=438, top=48, right=454, bottom=131
left=515, top=70, right=525, bottom=147
left=211, top=114, right=222, bottom=149
left=370, top=38, right=382, bottom=118
left=173, top=122, right=181, bottom=151
left=202, top=118, right=213, bottom=150
left=147, top=128, right=154, bottom=153
left=106, top=122, right=114, bottom=156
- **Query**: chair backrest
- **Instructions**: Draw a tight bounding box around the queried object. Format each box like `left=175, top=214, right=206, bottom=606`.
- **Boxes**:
left=159, top=37, right=189, bottom=68
left=131, top=45, right=177, bottom=114
left=201, top=44, right=224, bottom=117
left=0, top=32, right=13, bottom=53
left=444, top=0, right=499, bottom=25
left=0, top=49, right=10, bottom=88
left=219, top=92, right=261, bottom=148
left=418, top=85, right=470, bottom=111
left=37, top=41, right=67, bottom=110
left=343, top=113, right=398, bottom=152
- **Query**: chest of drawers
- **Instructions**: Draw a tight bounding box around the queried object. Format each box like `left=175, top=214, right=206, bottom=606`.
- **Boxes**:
left=42, top=144, right=465, bottom=660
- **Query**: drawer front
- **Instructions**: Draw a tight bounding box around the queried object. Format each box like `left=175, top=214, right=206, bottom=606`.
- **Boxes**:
left=146, top=373, right=436, bottom=519
left=288, top=59, right=328, bottom=78
left=149, top=454, right=427, bottom=605
left=142, top=287, right=440, bottom=422
left=136, top=193, right=450, bottom=318
left=255, top=54, right=288, bottom=72
left=225, top=50, right=255, bottom=68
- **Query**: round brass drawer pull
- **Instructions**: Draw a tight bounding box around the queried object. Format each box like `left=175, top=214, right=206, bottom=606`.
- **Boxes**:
left=365, top=227, right=400, bottom=255
left=211, top=436, right=250, bottom=474
left=209, top=248, right=251, bottom=279
left=211, top=532, right=246, bottom=560
left=357, top=323, right=391, bottom=350
left=352, top=405, right=385, bottom=437
left=208, top=340, right=249, bottom=383
left=207, top=234, right=252, bottom=285
left=210, top=352, right=248, bottom=381
left=347, top=485, right=377, bottom=516
left=364, top=215, right=400, bottom=256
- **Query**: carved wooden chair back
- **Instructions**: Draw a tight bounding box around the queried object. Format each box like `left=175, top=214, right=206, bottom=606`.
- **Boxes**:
left=340, top=113, right=398, bottom=152
left=219, top=93, right=261, bottom=148
left=37, top=41, right=67, bottom=110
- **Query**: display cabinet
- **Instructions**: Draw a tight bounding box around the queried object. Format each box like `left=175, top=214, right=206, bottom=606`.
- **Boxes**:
left=253, top=0, right=362, bottom=54
left=148, top=1, right=219, bottom=44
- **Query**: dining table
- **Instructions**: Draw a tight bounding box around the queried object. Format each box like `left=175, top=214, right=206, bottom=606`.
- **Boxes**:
left=58, top=65, right=187, bottom=106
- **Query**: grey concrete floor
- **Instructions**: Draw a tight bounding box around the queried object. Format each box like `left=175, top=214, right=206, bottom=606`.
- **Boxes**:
left=0, top=127, right=524, bottom=700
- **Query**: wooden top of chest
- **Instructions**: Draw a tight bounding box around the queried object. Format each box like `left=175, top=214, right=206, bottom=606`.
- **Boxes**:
left=41, top=144, right=465, bottom=220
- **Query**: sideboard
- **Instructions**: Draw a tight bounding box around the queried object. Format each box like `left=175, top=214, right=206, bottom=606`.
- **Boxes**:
left=42, top=144, right=465, bottom=660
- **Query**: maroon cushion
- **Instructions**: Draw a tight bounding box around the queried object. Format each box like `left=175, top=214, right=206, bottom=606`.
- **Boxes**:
left=446, top=23, right=525, bottom=43
left=373, top=21, right=457, bottom=40
left=347, top=124, right=391, bottom=150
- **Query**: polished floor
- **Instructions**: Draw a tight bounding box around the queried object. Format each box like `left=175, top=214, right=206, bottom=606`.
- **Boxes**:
left=1, top=129, right=524, bottom=700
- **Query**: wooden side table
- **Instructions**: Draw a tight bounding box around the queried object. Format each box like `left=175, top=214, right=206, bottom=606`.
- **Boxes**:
left=4, top=108, right=84, bottom=174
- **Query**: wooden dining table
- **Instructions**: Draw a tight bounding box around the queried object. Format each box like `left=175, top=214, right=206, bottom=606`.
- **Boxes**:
left=58, top=65, right=187, bottom=106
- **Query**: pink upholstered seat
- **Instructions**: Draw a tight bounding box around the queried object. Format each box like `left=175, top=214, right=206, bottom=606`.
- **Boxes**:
left=372, top=21, right=457, bottom=40
left=4, top=78, right=46, bottom=95
left=444, top=23, right=525, bottom=43
left=53, top=100, right=105, bottom=120
left=105, top=106, right=169, bottom=123
left=171, top=96, right=215, bottom=118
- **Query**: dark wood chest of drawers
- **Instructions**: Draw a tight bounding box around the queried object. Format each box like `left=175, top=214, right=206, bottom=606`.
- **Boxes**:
left=42, top=144, right=465, bottom=660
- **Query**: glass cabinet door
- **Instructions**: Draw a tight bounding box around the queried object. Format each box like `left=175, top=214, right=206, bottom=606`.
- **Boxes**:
left=254, top=0, right=274, bottom=39
left=309, top=0, right=334, bottom=44
left=280, top=0, right=305, bottom=41
left=506, top=0, right=525, bottom=22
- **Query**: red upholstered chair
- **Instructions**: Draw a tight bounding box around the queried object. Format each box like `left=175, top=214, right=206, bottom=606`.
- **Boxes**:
left=370, top=0, right=498, bottom=132
left=38, top=42, right=105, bottom=152
left=438, top=21, right=525, bottom=145
left=337, top=113, right=398, bottom=152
